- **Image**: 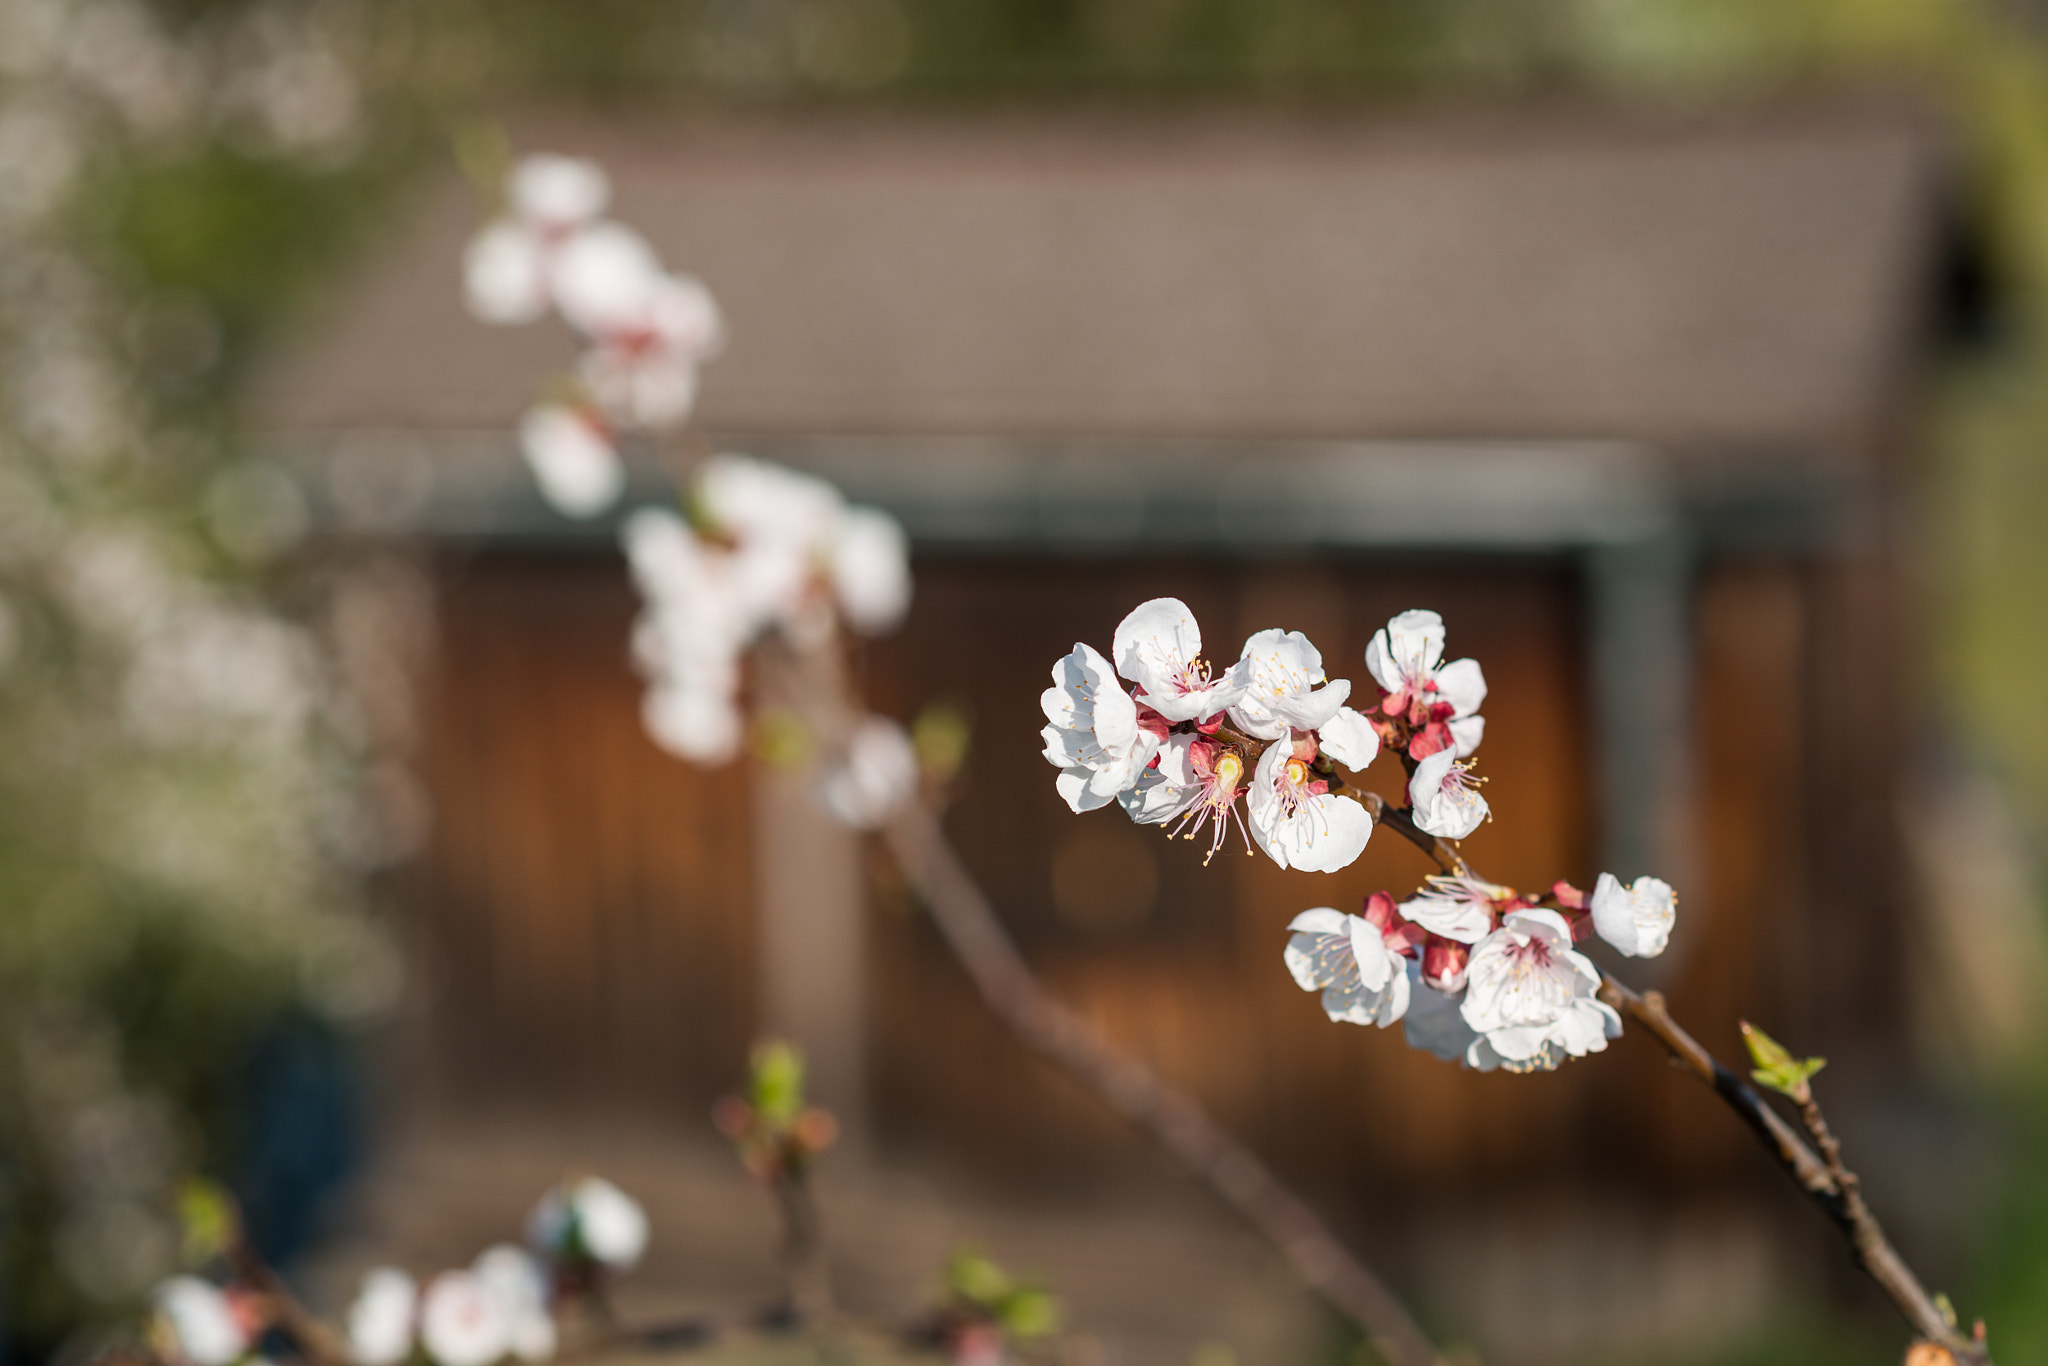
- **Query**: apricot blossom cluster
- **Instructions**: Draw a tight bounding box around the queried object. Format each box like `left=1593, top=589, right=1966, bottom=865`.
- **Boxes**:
left=1040, top=599, right=1488, bottom=872
left=1042, top=598, right=1680, bottom=1073
left=465, top=154, right=723, bottom=517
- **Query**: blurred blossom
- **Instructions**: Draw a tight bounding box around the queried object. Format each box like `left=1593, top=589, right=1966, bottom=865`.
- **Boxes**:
left=819, top=714, right=918, bottom=828
left=471, top=1245, right=555, bottom=1361
left=151, top=1276, right=249, bottom=1363
left=517, top=402, right=624, bottom=517
left=528, top=1175, right=649, bottom=1272
left=419, top=1271, right=509, bottom=1366
left=346, top=1267, right=417, bottom=1366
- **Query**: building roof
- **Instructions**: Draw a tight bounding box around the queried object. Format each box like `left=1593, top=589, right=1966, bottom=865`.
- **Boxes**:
left=257, top=101, right=1949, bottom=461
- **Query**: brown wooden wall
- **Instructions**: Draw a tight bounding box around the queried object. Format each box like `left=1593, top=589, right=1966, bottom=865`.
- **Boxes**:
left=407, top=552, right=759, bottom=1118
left=401, top=545, right=1889, bottom=1225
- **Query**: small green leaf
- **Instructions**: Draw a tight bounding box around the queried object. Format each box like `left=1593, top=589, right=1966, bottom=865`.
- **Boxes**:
left=752, top=709, right=813, bottom=769
left=177, top=1178, right=237, bottom=1264
left=946, top=1247, right=1011, bottom=1307
left=1741, top=1021, right=1826, bottom=1097
left=998, top=1287, right=1060, bottom=1339
left=1934, top=1292, right=1958, bottom=1329
left=912, top=701, right=973, bottom=784
left=749, top=1041, right=807, bottom=1127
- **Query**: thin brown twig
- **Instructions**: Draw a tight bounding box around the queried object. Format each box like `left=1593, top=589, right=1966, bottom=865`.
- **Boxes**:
left=1358, top=784, right=1989, bottom=1363
left=881, top=800, right=1445, bottom=1366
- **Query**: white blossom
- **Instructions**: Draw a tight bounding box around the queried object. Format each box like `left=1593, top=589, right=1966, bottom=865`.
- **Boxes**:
left=830, top=505, right=912, bottom=635
left=419, top=1271, right=508, bottom=1366
left=472, top=1245, right=555, bottom=1363
left=1111, top=598, right=1249, bottom=724
left=1245, top=737, right=1373, bottom=873
left=1364, top=608, right=1487, bottom=757
left=518, top=403, right=624, bottom=518
left=153, top=1276, right=248, bottom=1366
left=1041, top=643, right=1159, bottom=813
left=509, top=155, right=610, bottom=226
left=1397, top=873, right=1505, bottom=944
left=1228, top=629, right=1350, bottom=741
left=578, top=273, right=724, bottom=428
left=345, top=1268, right=417, bottom=1366
left=528, top=1176, right=649, bottom=1272
left=463, top=157, right=613, bottom=326
left=641, top=682, right=744, bottom=765
left=1128, top=734, right=1255, bottom=861
left=548, top=222, right=663, bottom=338
left=1590, top=872, right=1676, bottom=958
left=1460, top=909, right=1621, bottom=1072
left=698, top=453, right=844, bottom=550
left=820, top=715, right=918, bottom=828
left=1315, top=705, right=1380, bottom=770
left=1408, top=746, right=1488, bottom=840
left=1284, top=908, right=1409, bottom=1027
left=463, top=221, right=550, bottom=325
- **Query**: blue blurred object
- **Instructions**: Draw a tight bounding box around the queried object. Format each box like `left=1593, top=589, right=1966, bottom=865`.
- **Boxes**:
left=234, top=1016, right=364, bottom=1270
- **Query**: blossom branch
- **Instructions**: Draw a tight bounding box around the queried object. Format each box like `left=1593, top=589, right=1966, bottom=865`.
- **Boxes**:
left=880, top=800, right=1444, bottom=1366
left=1356, top=784, right=1988, bottom=1361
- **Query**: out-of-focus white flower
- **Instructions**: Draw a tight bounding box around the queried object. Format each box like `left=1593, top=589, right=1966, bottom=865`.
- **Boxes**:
left=1284, top=908, right=1408, bottom=1027
left=1397, top=873, right=1505, bottom=945
left=345, top=1267, right=417, bottom=1366
left=419, top=1271, right=507, bottom=1366
left=1400, top=962, right=1490, bottom=1068
left=1041, top=643, right=1160, bottom=813
left=1246, top=737, right=1372, bottom=873
left=472, top=1245, right=555, bottom=1363
left=518, top=403, right=624, bottom=518
left=1112, top=598, right=1249, bottom=724
left=820, top=715, right=918, bottom=828
left=1590, top=872, right=1676, bottom=958
left=1316, top=706, right=1380, bottom=770
left=1228, top=629, right=1350, bottom=741
left=578, top=274, right=724, bottom=428
left=831, top=506, right=911, bottom=635
left=1408, top=746, right=1488, bottom=840
left=1460, top=909, right=1620, bottom=1072
left=642, top=682, right=744, bottom=765
left=548, top=222, right=663, bottom=339
left=528, top=1176, right=649, bottom=1272
left=153, top=1276, right=249, bottom=1366
left=510, top=155, right=610, bottom=226
left=1365, top=608, right=1487, bottom=758
left=464, top=223, right=550, bottom=326
left=697, top=453, right=844, bottom=550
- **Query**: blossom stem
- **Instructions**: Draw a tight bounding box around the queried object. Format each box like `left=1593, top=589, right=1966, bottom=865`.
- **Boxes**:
left=881, top=799, right=1445, bottom=1366
left=1353, top=785, right=1989, bottom=1361
left=219, top=1225, right=350, bottom=1366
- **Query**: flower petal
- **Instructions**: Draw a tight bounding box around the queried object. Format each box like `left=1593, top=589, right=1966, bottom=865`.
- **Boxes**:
left=1317, top=706, right=1381, bottom=769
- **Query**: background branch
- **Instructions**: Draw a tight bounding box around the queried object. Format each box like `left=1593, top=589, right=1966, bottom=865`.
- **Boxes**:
left=881, top=801, right=1444, bottom=1366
